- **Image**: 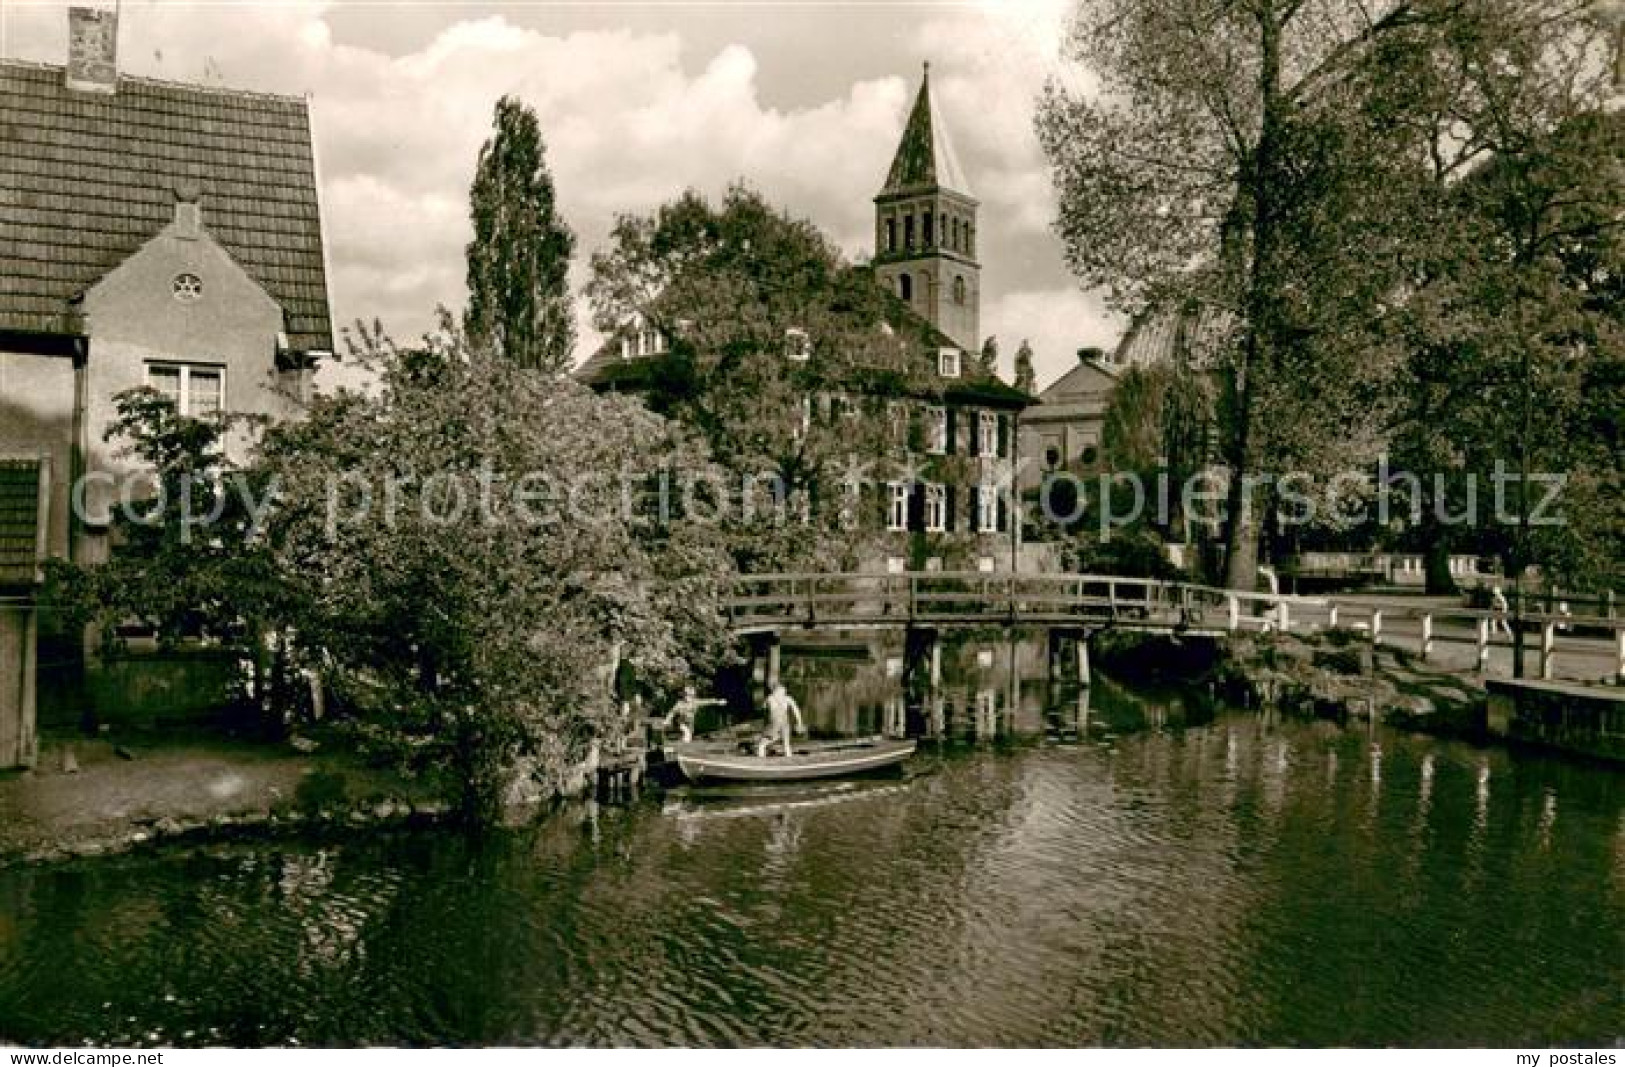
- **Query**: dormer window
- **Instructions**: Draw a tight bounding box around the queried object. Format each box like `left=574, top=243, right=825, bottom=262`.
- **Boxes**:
left=785, top=327, right=812, bottom=362
left=938, top=347, right=961, bottom=379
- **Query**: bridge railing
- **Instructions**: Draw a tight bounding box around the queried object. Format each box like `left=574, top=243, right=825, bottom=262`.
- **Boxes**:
left=726, top=571, right=1625, bottom=683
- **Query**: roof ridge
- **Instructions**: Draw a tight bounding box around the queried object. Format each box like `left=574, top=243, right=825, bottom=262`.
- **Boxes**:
left=0, top=57, right=307, bottom=106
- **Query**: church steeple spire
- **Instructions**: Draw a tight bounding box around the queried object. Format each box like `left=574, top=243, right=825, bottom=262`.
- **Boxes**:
left=872, top=62, right=980, bottom=351
left=879, top=61, right=973, bottom=199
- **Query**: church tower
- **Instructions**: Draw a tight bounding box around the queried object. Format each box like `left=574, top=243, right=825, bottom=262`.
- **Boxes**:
left=873, top=63, right=980, bottom=351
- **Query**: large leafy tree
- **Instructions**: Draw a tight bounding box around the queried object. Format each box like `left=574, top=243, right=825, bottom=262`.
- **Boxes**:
left=1036, top=0, right=1461, bottom=590
left=258, top=318, right=733, bottom=819
left=587, top=184, right=963, bottom=571
left=43, top=390, right=292, bottom=723
left=464, top=96, right=576, bottom=372
left=1368, top=2, right=1621, bottom=613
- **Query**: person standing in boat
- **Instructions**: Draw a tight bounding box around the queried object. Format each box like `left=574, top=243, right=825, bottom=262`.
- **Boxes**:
left=759, top=683, right=806, bottom=758
left=664, top=686, right=726, bottom=743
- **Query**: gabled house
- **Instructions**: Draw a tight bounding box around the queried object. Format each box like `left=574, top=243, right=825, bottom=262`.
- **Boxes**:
left=0, top=7, right=334, bottom=766
left=1018, top=351, right=1120, bottom=491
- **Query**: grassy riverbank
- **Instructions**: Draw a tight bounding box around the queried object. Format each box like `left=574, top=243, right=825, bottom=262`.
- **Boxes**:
left=0, top=732, right=455, bottom=867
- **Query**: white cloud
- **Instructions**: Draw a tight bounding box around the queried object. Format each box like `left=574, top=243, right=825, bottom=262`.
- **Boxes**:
left=1, top=0, right=1114, bottom=367
left=985, top=287, right=1123, bottom=391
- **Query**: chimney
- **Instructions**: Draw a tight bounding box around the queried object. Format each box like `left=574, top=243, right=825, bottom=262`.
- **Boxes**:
left=173, top=180, right=202, bottom=238
left=65, top=6, right=118, bottom=94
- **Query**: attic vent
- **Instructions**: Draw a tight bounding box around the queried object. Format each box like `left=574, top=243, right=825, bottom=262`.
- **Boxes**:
left=172, top=273, right=203, bottom=303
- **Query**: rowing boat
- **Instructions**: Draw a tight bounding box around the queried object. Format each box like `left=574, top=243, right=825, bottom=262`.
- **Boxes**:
left=671, top=736, right=916, bottom=783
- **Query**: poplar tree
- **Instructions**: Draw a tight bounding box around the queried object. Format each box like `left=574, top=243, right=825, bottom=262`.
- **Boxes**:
left=465, top=96, right=576, bottom=372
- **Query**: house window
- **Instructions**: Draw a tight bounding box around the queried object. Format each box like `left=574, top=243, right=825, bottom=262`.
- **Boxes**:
left=899, top=274, right=913, bottom=302
left=904, top=214, right=915, bottom=249
left=886, top=218, right=897, bottom=253
left=923, top=211, right=934, bottom=247
left=951, top=217, right=960, bottom=251
left=145, top=362, right=222, bottom=417
left=887, top=483, right=909, bottom=532
left=977, top=485, right=999, bottom=533
left=953, top=276, right=966, bottom=305
left=620, top=336, right=634, bottom=360
left=639, top=327, right=665, bottom=356
left=926, top=406, right=948, bottom=453
left=785, top=327, right=811, bottom=362
left=938, top=348, right=960, bottom=379
left=978, top=411, right=998, bottom=456
left=924, top=484, right=947, bottom=532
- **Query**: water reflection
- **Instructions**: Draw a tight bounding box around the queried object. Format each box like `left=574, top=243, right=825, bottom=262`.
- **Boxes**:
left=0, top=633, right=1621, bottom=1047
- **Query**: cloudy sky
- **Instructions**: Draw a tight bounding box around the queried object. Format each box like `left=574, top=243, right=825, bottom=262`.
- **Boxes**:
left=1, top=0, right=1119, bottom=389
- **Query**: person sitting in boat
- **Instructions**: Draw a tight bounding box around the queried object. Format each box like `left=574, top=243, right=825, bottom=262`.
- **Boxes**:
left=663, top=686, right=726, bottom=743
left=758, top=683, right=806, bottom=758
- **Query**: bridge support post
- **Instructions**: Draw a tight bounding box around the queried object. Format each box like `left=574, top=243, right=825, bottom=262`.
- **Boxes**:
left=1420, top=614, right=1434, bottom=662
left=903, top=627, right=940, bottom=699
left=766, top=639, right=782, bottom=692
left=1477, top=617, right=1491, bottom=673
left=1048, top=629, right=1090, bottom=686
left=1539, top=621, right=1555, bottom=681
left=1616, top=627, right=1625, bottom=685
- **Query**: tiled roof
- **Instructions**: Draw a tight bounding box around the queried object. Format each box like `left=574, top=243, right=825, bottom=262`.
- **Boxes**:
left=0, top=459, right=44, bottom=589
left=0, top=60, right=333, bottom=352
left=1113, top=304, right=1236, bottom=371
left=877, top=64, right=973, bottom=200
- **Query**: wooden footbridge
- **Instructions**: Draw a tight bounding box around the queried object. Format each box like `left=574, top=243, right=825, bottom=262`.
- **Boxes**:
left=725, top=571, right=1625, bottom=685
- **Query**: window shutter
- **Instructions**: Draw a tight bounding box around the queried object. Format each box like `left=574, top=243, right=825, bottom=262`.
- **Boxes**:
left=945, top=407, right=957, bottom=454
left=878, top=484, right=891, bottom=530
left=945, top=485, right=957, bottom=531
left=969, top=485, right=982, bottom=532
left=997, top=414, right=1009, bottom=458
left=968, top=412, right=980, bottom=457
left=997, top=493, right=1009, bottom=533
left=907, top=482, right=925, bottom=533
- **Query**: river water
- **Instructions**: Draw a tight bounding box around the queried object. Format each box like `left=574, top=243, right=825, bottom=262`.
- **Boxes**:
left=0, top=633, right=1621, bottom=1047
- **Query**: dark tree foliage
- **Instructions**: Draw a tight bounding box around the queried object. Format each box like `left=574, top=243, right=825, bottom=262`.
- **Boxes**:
left=588, top=184, right=983, bottom=571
